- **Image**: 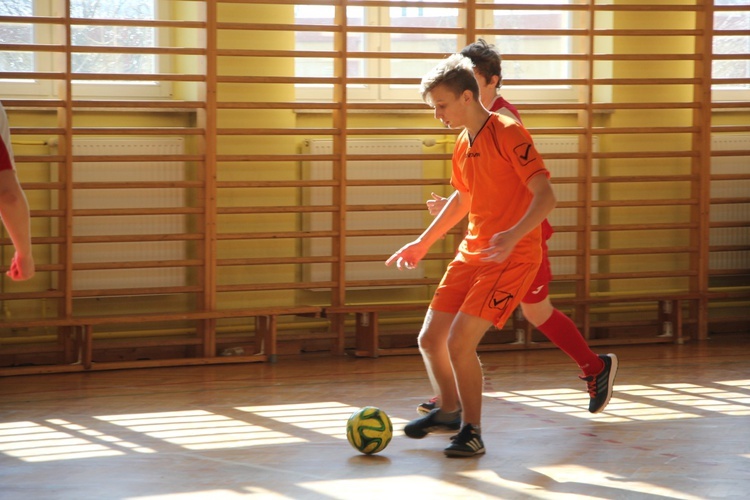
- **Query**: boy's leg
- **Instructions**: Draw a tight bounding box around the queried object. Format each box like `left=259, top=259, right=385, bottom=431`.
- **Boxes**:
left=448, top=260, right=537, bottom=427
left=442, top=261, right=536, bottom=458
left=418, top=308, right=460, bottom=413
left=520, top=248, right=606, bottom=378
left=403, top=309, right=463, bottom=439
left=415, top=260, right=473, bottom=416
left=521, top=298, right=604, bottom=376
left=521, top=296, right=617, bottom=414
left=447, top=311, right=493, bottom=426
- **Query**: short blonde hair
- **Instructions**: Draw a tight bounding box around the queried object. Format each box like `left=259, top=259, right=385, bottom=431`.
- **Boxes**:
left=419, top=54, right=479, bottom=102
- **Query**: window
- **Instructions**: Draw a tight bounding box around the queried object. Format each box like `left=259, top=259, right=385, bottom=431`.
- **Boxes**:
left=0, top=0, right=52, bottom=95
left=713, top=0, right=750, bottom=101
left=294, top=4, right=461, bottom=102
left=294, top=5, right=367, bottom=100
left=381, top=6, right=461, bottom=100
left=294, top=0, right=582, bottom=102
left=0, top=1, right=33, bottom=72
left=0, top=0, right=171, bottom=99
left=476, top=0, right=582, bottom=102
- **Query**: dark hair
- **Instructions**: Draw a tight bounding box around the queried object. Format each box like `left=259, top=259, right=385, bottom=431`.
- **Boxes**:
left=460, top=38, right=502, bottom=89
left=419, top=54, right=479, bottom=102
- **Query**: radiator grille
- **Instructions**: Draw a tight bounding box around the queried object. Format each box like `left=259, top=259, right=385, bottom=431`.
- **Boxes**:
left=55, top=137, right=188, bottom=291
left=302, top=138, right=425, bottom=283
left=301, top=136, right=598, bottom=283
left=533, top=136, right=600, bottom=276
left=710, top=134, right=750, bottom=271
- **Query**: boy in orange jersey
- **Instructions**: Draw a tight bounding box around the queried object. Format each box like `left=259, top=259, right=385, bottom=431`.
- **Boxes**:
left=386, top=54, right=557, bottom=457
left=421, top=39, right=618, bottom=418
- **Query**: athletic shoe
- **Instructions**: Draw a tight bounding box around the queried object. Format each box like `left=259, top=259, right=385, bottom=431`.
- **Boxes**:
left=403, top=408, right=461, bottom=439
left=417, top=396, right=439, bottom=416
left=580, top=353, right=618, bottom=413
left=444, top=424, right=485, bottom=457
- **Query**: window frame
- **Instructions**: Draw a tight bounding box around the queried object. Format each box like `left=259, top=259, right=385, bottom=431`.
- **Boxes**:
left=294, top=2, right=585, bottom=104
left=712, top=4, right=750, bottom=103
left=476, top=0, right=587, bottom=104
left=0, top=0, right=53, bottom=97
left=0, top=0, right=173, bottom=100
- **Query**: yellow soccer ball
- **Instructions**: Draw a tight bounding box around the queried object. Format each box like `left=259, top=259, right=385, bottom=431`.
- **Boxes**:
left=346, top=406, right=393, bottom=455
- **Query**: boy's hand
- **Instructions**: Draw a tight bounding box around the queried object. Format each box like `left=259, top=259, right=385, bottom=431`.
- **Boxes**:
left=426, top=192, right=447, bottom=216
left=480, top=229, right=521, bottom=263
left=7, top=252, right=35, bottom=281
left=386, top=241, right=428, bottom=270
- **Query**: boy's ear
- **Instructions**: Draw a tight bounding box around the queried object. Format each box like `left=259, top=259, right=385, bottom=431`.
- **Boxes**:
left=461, top=89, right=474, bottom=103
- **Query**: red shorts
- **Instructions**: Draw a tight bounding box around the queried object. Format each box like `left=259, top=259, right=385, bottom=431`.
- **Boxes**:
left=0, top=126, right=15, bottom=172
left=522, top=220, right=554, bottom=304
left=430, top=258, right=540, bottom=329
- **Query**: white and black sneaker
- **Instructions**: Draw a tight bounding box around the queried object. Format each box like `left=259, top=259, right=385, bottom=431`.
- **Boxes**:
left=443, top=424, right=485, bottom=457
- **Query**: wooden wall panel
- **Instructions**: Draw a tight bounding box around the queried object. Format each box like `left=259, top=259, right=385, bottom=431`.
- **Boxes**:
left=0, top=0, right=747, bottom=374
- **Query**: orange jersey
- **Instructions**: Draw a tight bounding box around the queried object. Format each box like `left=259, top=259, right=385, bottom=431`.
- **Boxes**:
left=451, top=113, right=549, bottom=264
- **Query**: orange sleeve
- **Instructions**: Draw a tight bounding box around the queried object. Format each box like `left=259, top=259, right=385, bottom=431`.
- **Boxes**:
left=450, top=130, right=470, bottom=193
left=498, top=121, right=549, bottom=185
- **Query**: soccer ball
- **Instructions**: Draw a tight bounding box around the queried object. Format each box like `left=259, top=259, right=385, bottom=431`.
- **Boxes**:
left=346, top=406, right=393, bottom=455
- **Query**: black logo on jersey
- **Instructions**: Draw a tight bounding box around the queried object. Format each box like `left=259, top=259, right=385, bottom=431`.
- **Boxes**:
left=513, top=142, right=536, bottom=166
left=488, top=290, right=514, bottom=312
left=466, top=152, right=481, bottom=158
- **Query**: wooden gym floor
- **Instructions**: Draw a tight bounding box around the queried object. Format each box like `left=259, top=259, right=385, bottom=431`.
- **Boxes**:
left=1, top=335, right=749, bottom=500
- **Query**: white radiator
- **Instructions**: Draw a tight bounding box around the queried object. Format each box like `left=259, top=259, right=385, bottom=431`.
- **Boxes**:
left=53, top=137, right=188, bottom=291
left=533, top=136, right=600, bottom=276
left=301, top=136, right=598, bottom=283
left=302, top=138, right=425, bottom=283
left=710, top=134, right=750, bottom=270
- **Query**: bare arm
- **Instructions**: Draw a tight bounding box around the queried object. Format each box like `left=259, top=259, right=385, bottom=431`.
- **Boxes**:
left=0, top=169, right=35, bottom=280
left=426, top=192, right=448, bottom=216
left=386, top=190, right=470, bottom=270
left=481, top=173, right=556, bottom=263
left=418, top=190, right=469, bottom=247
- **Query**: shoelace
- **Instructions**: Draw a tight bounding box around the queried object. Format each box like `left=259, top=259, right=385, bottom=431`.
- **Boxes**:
left=579, top=374, right=597, bottom=397
left=451, top=425, right=477, bottom=443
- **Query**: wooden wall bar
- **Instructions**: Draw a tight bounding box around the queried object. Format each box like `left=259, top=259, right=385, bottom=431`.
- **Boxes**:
left=0, top=0, right=747, bottom=374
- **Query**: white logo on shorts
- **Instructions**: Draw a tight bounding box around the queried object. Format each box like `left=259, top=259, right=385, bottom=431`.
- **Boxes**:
left=530, top=285, right=544, bottom=295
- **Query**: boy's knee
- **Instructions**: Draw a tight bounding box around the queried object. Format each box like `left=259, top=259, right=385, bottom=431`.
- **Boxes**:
left=446, top=333, right=473, bottom=361
left=417, top=330, right=439, bottom=354
left=521, top=300, right=554, bottom=327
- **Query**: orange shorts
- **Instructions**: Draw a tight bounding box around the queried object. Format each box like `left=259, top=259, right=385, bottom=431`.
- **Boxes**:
left=429, top=259, right=540, bottom=328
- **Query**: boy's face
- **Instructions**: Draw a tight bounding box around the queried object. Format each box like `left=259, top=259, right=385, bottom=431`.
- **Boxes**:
left=426, top=84, right=471, bottom=129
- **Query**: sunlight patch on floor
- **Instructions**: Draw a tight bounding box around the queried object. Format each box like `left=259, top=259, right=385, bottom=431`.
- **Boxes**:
left=481, top=381, right=750, bottom=421
left=0, top=421, right=124, bottom=462
left=621, top=384, right=750, bottom=416
left=96, top=410, right=304, bottom=450
left=532, top=464, right=706, bottom=500
left=0, top=402, right=414, bottom=463
left=237, top=402, right=409, bottom=439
